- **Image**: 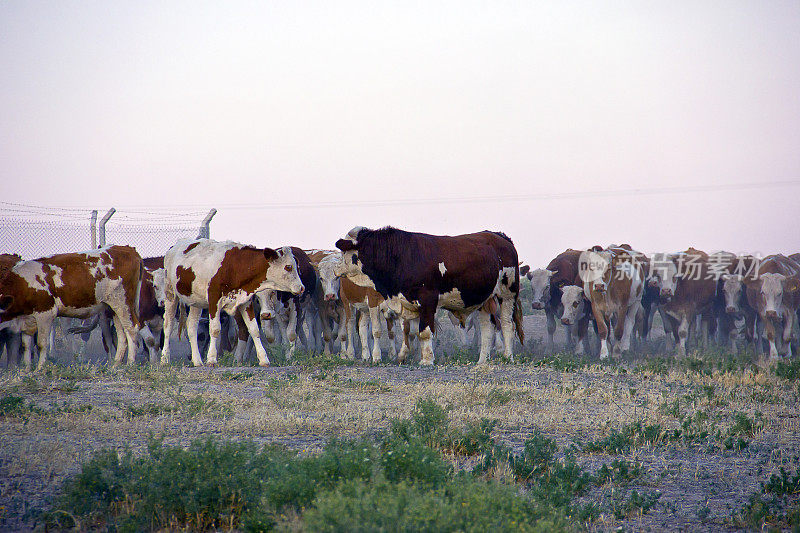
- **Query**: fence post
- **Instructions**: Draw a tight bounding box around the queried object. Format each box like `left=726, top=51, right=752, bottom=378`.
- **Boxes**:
left=98, top=208, right=116, bottom=247
left=90, top=210, right=98, bottom=248
left=198, top=208, right=217, bottom=239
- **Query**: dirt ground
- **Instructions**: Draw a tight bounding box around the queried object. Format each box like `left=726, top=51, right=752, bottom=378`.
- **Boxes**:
left=1, top=312, right=798, bottom=531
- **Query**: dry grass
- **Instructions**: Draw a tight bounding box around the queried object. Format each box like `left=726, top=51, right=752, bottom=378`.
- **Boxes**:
left=1, top=348, right=798, bottom=530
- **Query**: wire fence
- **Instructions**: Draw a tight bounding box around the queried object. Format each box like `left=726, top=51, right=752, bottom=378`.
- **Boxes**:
left=0, top=205, right=214, bottom=260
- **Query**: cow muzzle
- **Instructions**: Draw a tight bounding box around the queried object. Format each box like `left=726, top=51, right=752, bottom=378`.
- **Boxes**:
left=766, top=310, right=779, bottom=320
left=260, top=311, right=274, bottom=321
left=292, top=283, right=305, bottom=296
left=660, top=289, right=673, bottom=300
left=531, top=302, right=544, bottom=310
left=725, top=306, right=737, bottom=315
left=324, top=293, right=336, bottom=301
left=561, top=318, right=572, bottom=325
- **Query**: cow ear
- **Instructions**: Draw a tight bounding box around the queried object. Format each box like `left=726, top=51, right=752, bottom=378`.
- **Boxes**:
left=720, top=274, right=730, bottom=282
left=263, top=248, right=279, bottom=261
left=785, top=278, right=800, bottom=294
left=336, top=239, right=356, bottom=252
left=590, top=245, right=604, bottom=252
left=0, top=294, right=13, bottom=311
left=519, top=265, right=530, bottom=276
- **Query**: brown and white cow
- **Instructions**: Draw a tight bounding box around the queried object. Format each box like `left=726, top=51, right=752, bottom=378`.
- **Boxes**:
left=339, top=275, right=398, bottom=363
left=0, top=245, right=143, bottom=370
left=161, top=238, right=304, bottom=367
left=744, top=254, right=800, bottom=361
left=582, top=246, right=645, bottom=359
left=256, top=247, right=318, bottom=360
left=306, top=249, right=345, bottom=355
left=721, top=255, right=762, bottom=353
left=538, top=248, right=602, bottom=352
left=335, top=226, right=524, bottom=365
left=653, top=248, right=718, bottom=357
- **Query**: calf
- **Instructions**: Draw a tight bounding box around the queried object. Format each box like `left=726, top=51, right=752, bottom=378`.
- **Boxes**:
left=259, top=247, right=318, bottom=360
left=161, top=238, right=304, bottom=367
left=338, top=276, right=398, bottom=362
left=654, top=248, right=718, bottom=357
left=583, top=246, right=645, bottom=359
left=335, top=226, right=524, bottom=365
left=0, top=246, right=142, bottom=369
left=744, top=254, right=800, bottom=361
left=721, top=255, right=762, bottom=353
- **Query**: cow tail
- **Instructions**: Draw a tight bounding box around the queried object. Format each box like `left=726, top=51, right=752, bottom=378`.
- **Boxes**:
left=177, top=304, right=187, bottom=341
left=513, top=291, right=525, bottom=345
left=134, top=260, right=143, bottom=328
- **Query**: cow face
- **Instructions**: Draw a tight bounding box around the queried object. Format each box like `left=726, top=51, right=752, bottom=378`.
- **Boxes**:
left=721, top=274, right=744, bottom=315
left=584, top=251, right=612, bottom=294
left=334, top=228, right=377, bottom=289
left=758, top=273, right=789, bottom=320
left=150, top=268, right=168, bottom=307
left=264, top=247, right=305, bottom=295
left=528, top=269, right=554, bottom=310
left=649, top=254, right=680, bottom=301
left=255, top=290, right=278, bottom=320
left=560, top=285, right=585, bottom=325
left=317, top=253, right=342, bottom=301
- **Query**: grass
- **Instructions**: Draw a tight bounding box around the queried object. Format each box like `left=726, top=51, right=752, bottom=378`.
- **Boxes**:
left=2, top=342, right=798, bottom=531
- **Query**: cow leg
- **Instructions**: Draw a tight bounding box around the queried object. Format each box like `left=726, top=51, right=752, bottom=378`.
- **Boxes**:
left=367, top=306, right=383, bottom=363
left=33, top=315, right=54, bottom=371
left=545, top=307, right=556, bottom=353
left=498, top=297, right=515, bottom=361
left=160, top=294, right=179, bottom=365
left=782, top=312, right=794, bottom=358
left=477, top=310, right=494, bottom=365
left=676, top=316, right=690, bottom=358
left=139, top=324, right=158, bottom=365
left=385, top=317, right=397, bottom=359
left=343, top=306, right=356, bottom=360
left=20, top=334, right=33, bottom=368
left=205, top=307, right=225, bottom=366
left=111, top=315, right=129, bottom=366
left=239, top=305, right=270, bottom=366
left=185, top=306, right=204, bottom=366
left=417, top=299, right=437, bottom=366
left=357, top=310, right=371, bottom=361
left=233, top=312, right=249, bottom=364
left=616, top=302, right=641, bottom=357
left=319, top=306, right=334, bottom=355
left=398, top=320, right=411, bottom=364
left=99, top=312, right=116, bottom=356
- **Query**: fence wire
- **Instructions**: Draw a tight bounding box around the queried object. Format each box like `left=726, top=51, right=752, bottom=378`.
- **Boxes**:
left=0, top=207, right=211, bottom=260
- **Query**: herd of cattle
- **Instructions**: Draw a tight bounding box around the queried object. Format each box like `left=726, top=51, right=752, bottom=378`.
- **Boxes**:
left=0, top=226, right=798, bottom=371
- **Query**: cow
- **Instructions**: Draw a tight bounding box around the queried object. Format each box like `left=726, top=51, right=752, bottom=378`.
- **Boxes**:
left=557, top=285, right=593, bottom=355
left=340, top=275, right=400, bottom=362
left=652, top=248, right=718, bottom=357
left=161, top=238, right=304, bottom=367
left=537, top=248, right=600, bottom=352
left=0, top=245, right=142, bottom=370
left=582, top=246, right=645, bottom=359
left=0, top=253, right=31, bottom=367
left=721, top=255, right=762, bottom=353
left=67, top=256, right=168, bottom=364
left=334, top=226, right=524, bottom=365
left=258, top=247, right=318, bottom=360
left=743, top=254, right=800, bottom=361
left=306, top=250, right=344, bottom=354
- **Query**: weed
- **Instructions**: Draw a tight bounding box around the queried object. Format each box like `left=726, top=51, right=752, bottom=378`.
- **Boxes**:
left=0, top=394, right=25, bottom=416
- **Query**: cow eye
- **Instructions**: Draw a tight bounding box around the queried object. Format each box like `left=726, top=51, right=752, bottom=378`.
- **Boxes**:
left=573, top=302, right=578, bottom=308
left=351, top=254, right=358, bottom=265
left=284, top=265, right=293, bottom=272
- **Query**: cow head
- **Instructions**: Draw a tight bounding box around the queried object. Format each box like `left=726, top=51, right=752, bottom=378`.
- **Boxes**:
left=560, top=285, right=585, bottom=325
left=317, top=252, right=342, bottom=301
left=334, top=227, right=377, bottom=289
left=150, top=268, right=168, bottom=307
left=528, top=268, right=554, bottom=310
left=263, top=247, right=305, bottom=295
left=754, top=273, right=799, bottom=320
left=649, top=253, right=681, bottom=301
left=581, top=250, right=612, bottom=294
left=255, top=290, right=278, bottom=321
left=721, top=274, right=744, bottom=315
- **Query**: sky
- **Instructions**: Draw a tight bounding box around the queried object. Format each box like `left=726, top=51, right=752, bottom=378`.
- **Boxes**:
left=1, top=1, right=799, bottom=263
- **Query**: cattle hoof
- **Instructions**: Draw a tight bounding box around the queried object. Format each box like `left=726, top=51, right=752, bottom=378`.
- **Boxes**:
left=259, top=361, right=270, bottom=367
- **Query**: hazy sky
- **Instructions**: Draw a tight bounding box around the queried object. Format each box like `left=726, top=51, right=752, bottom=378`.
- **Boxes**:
left=1, top=1, right=799, bottom=264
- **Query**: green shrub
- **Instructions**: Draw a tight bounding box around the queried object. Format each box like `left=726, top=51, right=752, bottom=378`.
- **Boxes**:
left=0, top=395, right=25, bottom=416
left=303, top=478, right=573, bottom=533
left=381, top=436, right=451, bottom=486
left=583, top=422, right=664, bottom=454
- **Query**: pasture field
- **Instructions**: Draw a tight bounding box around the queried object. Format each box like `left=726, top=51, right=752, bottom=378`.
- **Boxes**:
left=1, top=316, right=799, bottom=531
